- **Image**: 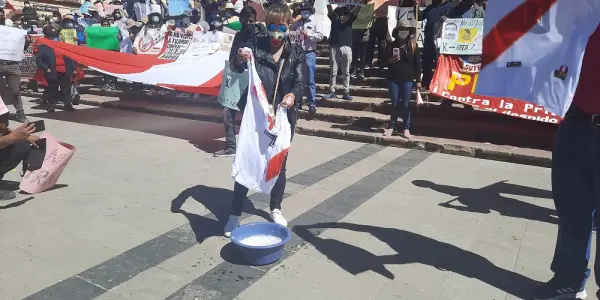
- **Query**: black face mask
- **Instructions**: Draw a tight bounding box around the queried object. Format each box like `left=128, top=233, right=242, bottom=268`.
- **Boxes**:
left=242, top=23, right=255, bottom=33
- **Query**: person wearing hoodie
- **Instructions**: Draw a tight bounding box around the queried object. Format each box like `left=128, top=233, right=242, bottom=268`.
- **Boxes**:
left=0, top=8, right=31, bottom=123
left=213, top=5, right=265, bottom=158
left=21, top=1, right=39, bottom=28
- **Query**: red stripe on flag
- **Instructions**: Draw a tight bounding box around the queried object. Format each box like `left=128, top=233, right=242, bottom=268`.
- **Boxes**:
left=265, top=149, right=289, bottom=182
left=158, top=70, right=224, bottom=96
left=482, top=0, right=558, bottom=68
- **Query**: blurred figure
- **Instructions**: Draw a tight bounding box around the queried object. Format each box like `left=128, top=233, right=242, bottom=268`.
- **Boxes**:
left=418, top=0, right=454, bottom=90
left=101, top=18, right=122, bottom=91
left=21, top=1, right=39, bottom=28
left=36, top=25, right=76, bottom=112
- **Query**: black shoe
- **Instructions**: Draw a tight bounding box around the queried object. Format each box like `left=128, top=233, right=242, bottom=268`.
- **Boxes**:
left=214, top=148, right=236, bottom=157
left=532, top=278, right=586, bottom=300
left=41, top=99, right=56, bottom=112
left=308, top=106, right=316, bottom=120
left=72, top=94, right=81, bottom=105
left=0, top=189, right=16, bottom=201
left=14, top=111, right=29, bottom=123
left=64, top=104, right=75, bottom=111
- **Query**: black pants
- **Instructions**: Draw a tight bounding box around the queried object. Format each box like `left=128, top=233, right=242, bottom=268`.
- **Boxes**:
left=103, top=74, right=117, bottom=88
left=421, top=41, right=438, bottom=88
left=230, top=108, right=297, bottom=216
left=43, top=73, right=72, bottom=105
left=366, top=17, right=388, bottom=67
left=351, top=29, right=369, bottom=76
left=0, top=139, right=31, bottom=181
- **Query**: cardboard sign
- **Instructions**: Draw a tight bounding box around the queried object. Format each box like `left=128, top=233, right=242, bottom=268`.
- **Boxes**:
left=0, top=25, right=27, bottom=61
left=20, top=132, right=76, bottom=194
left=353, top=3, right=374, bottom=29
left=430, top=55, right=561, bottom=124
left=60, top=29, right=78, bottom=45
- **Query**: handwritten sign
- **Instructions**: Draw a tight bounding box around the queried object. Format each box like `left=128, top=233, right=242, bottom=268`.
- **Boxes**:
left=327, top=0, right=363, bottom=6
left=353, top=3, right=374, bottom=29
left=0, top=25, right=27, bottom=61
left=60, top=29, right=78, bottom=45
left=20, top=132, right=76, bottom=194
left=439, top=18, right=484, bottom=55
left=134, top=27, right=167, bottom=55
left=180, top=31, right=223, bottom=58
left=158, top=31, right=193, bottom=60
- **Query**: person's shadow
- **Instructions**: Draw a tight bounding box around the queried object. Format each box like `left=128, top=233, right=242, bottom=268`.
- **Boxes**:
left=294, top=222, right=541, bottom=299
left=412, top=180, right=558, bottom=224
left=170, top=185, right=271, bottom=243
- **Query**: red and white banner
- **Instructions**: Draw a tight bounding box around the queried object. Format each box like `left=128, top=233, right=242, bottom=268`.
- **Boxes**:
left=232, top=50, right=291, bottom=195
left=39, top=31, right=234, bottom=96
left=430, top=54, right=562, bottom=124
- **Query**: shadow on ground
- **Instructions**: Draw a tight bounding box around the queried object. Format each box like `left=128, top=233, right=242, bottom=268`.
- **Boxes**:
left=27, top=100, right=228, bottom=153
left=413, top=180, right=557, bottom=224
left=170, top=185, right=270, bottom=244
left=294, top=222, right=541, bottom=299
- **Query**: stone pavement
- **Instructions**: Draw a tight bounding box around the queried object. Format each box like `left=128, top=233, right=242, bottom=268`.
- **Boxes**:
left=0, top=97, right=590, bottom=300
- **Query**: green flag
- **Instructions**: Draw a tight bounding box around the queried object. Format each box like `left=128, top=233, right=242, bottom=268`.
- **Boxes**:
left=85, top=27, right=120, bottom=51
left=224, top=21, right=242, bottom=31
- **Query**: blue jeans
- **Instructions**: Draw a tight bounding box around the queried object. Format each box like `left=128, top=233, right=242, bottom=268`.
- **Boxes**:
left=550, top=108, right=600, bottom=294
left=306, top=51, right=317, bottom=108
left=388, top=80, right=413, bottom=131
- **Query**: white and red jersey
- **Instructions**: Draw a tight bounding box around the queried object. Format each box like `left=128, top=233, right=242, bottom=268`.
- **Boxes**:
left=475, top=0, right=600, bottom=117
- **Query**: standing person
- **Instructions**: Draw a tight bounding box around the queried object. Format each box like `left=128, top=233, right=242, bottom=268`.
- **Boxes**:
left=321, top=4, right=360, bottom=101
left=223, top=2, right=306, bottom=236
left=366, top=0, right=390, bottom=70
left=100, top=17, right=122, bottom=91
left=0, top=8, right=30, bottom=123
left=21, top=1, right=39, bottom=28
left=383, top=21, right=421, bottom=139
left=350, top=0, right=373, bottom=80
left=214, top=5, right=264, bottom=157
left=418, top=0, right=454, bottom=90
left=532, top=26, right=600, bottom=300
left=35, top=25, right=76, bottom=112
left=290, top=1, right=323, bottom=118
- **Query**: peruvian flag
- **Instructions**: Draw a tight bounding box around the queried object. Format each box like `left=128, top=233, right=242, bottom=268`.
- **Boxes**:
left=232, top=49, right=292, bottom=195
left=37, top=38, right=227, bottom=95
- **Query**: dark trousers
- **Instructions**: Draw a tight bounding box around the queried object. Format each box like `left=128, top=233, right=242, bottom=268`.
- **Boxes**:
left=550, top=107, right=600, bottom=295
left=0, top=63, right=25, bottom=113
left=0, top=139, right=31, bottom=181
left=388, top=80, right=413, bottom=131
left=351, top=29, right=369, bottom=75
left=230, top=109, right=297, bottom=216
left=366, top=17, right=388, bottom=67
left=103, top=74, right=117, bottom=87
left=421, top=41, right=438, bottom=88
left=223, top=107, right=237, bottom=150
left=43, top=73, right=72, bottom=105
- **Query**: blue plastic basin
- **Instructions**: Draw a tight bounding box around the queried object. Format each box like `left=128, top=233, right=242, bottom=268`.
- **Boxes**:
left=230, top=222, right=291, bottom=266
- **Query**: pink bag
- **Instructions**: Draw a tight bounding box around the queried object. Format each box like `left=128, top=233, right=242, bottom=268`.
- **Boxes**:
left=20, top=132, right=76, bottom=194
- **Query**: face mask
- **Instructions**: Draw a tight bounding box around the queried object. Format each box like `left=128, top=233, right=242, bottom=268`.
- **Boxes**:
left=396, top=30, right=409, bottom=39
left=151, top=16, right=159, bottom=23
left=224, top=12, right=232, bottom=18
left=301, top=11, right=311, bottom=19
left=268, top=31, right=286, bottom=47
left=24, top=4, right=30, bottom=7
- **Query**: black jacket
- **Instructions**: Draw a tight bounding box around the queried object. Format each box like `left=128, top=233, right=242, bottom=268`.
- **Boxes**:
left=385, top=37, right=422, bottom=83
left=230, top=29, right=306, bottom=121
left=36, top=44, right=76, bottom=80
left=22, top=7, right=39, bottom=25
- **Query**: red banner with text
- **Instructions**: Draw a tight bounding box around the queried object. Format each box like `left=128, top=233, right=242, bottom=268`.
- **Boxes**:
left=430, top=55, right=561, bottom=124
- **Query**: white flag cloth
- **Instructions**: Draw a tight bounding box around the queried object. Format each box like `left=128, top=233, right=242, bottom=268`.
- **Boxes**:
left=232, top=49, right=292, bottom=195
left=474, top=0, right=600, bottom=117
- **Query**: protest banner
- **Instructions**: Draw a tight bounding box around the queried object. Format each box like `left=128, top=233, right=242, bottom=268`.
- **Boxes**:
left=158, top=31, right=193, bottom=60
left=0, top=25, right=27, bottom=61
left=180, top=31, right=231, bottom=58
left=439, top=18, right=483, bottom=55
left=430, top=55, right=561, bottom=124
left=134, top=27, right=167, bottom=55
left=60, top=29, right=78, bottom=45
left=327, top=0, right=363, bottom=6
left=19, top=34, right=43, bottom=77
left=85, top=27, right=120, bottom=51
left=353, top=3, right=374, bottom=29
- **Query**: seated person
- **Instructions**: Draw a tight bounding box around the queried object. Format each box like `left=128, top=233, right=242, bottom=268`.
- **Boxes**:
left=0, top=112, right=39, bottom=200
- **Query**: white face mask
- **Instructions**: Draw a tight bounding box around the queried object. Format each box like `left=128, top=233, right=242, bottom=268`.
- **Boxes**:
left=397, top=30, right=409, bottom=39
left=301, top=11, right=311, bottom=19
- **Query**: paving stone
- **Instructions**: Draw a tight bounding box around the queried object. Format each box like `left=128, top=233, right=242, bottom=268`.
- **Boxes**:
left=237, top=275, right=314, bottom=300
left=372, top=281, right=437, bottom=300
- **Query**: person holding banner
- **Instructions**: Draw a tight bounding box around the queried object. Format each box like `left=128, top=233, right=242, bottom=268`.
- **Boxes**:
left=382, top=19, right=421, bottom=139
left=223, top=2, right=306, bottom=236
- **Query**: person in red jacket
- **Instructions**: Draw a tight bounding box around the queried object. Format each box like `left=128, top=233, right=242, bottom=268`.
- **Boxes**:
left=35, top=25, right=76, bottom=112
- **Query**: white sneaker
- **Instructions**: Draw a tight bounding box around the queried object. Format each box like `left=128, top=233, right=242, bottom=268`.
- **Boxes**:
left=270, top=209, right=288, bottom=227
left=224, top=215, right=240, bottom=238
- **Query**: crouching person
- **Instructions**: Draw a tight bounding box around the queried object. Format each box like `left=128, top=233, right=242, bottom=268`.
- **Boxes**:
left=35, top=25, right=76, bottom=112
left=0, top=112, right=39, bottom=200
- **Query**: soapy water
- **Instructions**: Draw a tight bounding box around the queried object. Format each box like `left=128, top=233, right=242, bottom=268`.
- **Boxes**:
left=238, top=234, right=283, bottom=247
